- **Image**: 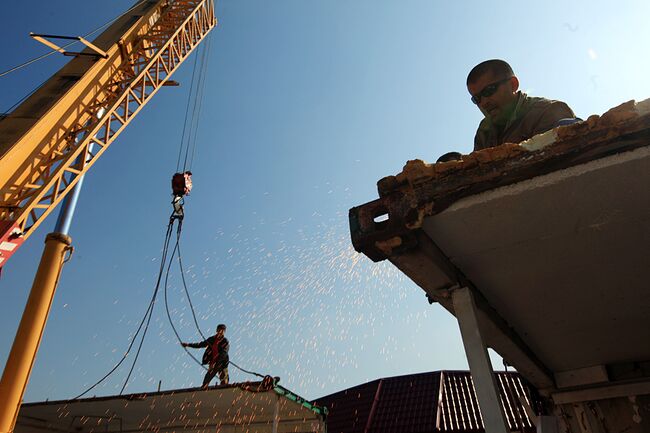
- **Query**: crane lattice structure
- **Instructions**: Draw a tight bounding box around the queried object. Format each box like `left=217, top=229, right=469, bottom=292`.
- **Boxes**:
left=0, top=2, right=215, bottom=431
left=0, top=0, right=216, bottom=266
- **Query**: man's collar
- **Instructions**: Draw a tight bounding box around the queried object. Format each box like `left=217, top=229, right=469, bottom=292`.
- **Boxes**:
left=479, top=91, right=526, bottom=131
left=502, top=91, right=526, bottom=129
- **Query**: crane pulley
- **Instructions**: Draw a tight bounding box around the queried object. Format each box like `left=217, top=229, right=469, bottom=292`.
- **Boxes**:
left=171, top=171, right=193, bottom=220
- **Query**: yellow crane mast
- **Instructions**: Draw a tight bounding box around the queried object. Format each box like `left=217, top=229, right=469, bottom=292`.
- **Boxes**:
left=0, top=1, right=215, bottom=431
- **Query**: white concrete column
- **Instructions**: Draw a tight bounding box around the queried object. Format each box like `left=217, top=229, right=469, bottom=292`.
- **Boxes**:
left=452, top=286, right=509, bottom=433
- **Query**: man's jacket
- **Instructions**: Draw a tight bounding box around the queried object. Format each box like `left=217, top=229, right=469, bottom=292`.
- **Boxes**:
left=474, top=92, right=575, bottom=151
left=187, top=336, right=229, bottom=368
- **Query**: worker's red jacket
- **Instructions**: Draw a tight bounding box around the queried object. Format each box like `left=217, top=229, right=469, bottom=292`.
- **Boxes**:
left=187, top=335, right=229, bottom=369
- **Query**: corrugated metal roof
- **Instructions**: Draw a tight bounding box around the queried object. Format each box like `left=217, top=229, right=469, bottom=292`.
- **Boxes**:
left=315, top=379, right=380, bottom=433
left=316, top=371, right=537, bottom=433
left=438, top=372, right=535, bottom=432
left=369, top=372, right=439, bottom=432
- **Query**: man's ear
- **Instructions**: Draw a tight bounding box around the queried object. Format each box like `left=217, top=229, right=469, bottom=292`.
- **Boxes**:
left=510, top=76, right=520, bottom=93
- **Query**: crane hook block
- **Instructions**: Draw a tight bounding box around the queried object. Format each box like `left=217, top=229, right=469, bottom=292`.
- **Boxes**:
left=172, top=171, right=193, bottom=197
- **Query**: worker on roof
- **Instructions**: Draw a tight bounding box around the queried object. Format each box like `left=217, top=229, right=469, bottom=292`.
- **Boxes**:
left=182, top=324, right=230, bottom=388
left=468, top=59, right=576, bottom=151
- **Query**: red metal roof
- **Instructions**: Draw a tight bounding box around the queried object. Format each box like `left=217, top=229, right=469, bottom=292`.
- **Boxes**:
left=315, top=379, right=380, bottom=433
left=316, top=371, right=537, bottom=433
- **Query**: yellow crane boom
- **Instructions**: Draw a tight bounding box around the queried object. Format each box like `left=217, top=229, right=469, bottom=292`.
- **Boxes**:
left=0, top=1, right=215, bottom=431
left=0, top=0, right=216, bottom=266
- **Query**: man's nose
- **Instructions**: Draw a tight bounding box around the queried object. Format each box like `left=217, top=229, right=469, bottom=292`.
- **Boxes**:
left=479, top=96, right=493, bottom=110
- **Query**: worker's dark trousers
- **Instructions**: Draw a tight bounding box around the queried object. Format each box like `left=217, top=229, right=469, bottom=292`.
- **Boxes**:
left=202, top=363, right=229, bottom=387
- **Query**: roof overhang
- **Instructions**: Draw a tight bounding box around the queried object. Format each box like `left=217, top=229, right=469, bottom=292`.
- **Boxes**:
left=350, top=99, right=650, bottom=398
left=16, top=382, right=326, bottom=433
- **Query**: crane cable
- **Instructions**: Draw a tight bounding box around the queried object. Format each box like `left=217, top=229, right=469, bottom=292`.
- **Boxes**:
left=71, top=36, right=211, bottom=399
left=71, top=215, right=266, bottom=400
left=172, top=226, right=206, bottom=342
left=165, top=221, right=269, bottom=380
left=71, top=218, right=175, bottom=400
left=167, top=31, right=269, bottom=381
left=72, top=28, right=264, bottom=400
left=97, top=33, right=264, bottom=388
left=162, top=34, right=212, bottom=369
left=186, top=32, right=212, bottom=171
left=0, top=0, right=150, bottom=79
left=163, top=220, right=207, bottom=370
left=176, top=31, right=212, bottom=173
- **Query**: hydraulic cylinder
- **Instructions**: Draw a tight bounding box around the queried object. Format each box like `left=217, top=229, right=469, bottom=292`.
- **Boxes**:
left=0, top=233, right=71, bottom=433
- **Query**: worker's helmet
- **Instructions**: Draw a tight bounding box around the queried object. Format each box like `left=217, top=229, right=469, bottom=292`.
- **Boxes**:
left=217, top=324, right=227, bottom=332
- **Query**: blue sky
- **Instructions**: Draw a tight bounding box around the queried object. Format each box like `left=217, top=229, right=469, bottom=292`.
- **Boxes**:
left=1, top=0, right=649, bottom=402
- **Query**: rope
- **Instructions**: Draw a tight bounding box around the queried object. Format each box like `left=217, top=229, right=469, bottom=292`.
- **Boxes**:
left=1, top=80, right=48, bottom=117
left=119, top=217, right=181, bottom=394
left=119, top=279, right=158, bottom=394
left=176, top=227, right=206, bottom=341
left=1, top=0, right=153, bottom=116
left=185, top=32, right=212, bottom=171
left=73, top=217, right=274, bottom=399
left=176, top=30, right=211, bottom=172
left=229, top=361, right=267, bottom=379
left=72, top=220, right=174, bottom=400
left=68, top=1, right=235, bottom=399
left=166, top=218, right=273, bottom=383
left=176, top=47, right=201, bottom=172
left=238, top=375, right=276, bottom=393
left=164, top=221, right=207, bottom=370
left=0, top=0, right=149, bottom=79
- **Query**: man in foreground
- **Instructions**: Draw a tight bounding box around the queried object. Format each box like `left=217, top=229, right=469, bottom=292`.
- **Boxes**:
left=467, top=59, right=575, bottom=151
left=182, top=324, right=230, bottom=388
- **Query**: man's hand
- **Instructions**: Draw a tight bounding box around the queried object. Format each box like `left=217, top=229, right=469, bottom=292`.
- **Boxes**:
left=181, top=342, right=188, bottom=347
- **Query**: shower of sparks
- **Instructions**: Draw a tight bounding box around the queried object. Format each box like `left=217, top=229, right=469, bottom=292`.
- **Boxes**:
left=70, top=208, right=438, bottom=400
left=588, top=48, right=598, bottom=60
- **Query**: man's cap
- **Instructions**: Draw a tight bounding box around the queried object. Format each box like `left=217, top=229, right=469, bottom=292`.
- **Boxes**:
left=217, top=324, right=227, bottom=331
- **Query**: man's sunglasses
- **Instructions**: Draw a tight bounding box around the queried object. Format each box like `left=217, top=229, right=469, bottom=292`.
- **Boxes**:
left=471, top=77, right=512, bottom=105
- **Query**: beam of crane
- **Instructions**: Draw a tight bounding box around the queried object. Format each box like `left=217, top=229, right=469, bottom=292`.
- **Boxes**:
left=0, top=0, right=216, bottom=267
left=0, top=2, right=216, bottom=431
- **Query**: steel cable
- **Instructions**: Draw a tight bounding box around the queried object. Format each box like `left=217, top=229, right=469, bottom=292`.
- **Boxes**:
left=0, top=0, right=149, bottom=79
left=72, top=220, right=174, bottom=400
